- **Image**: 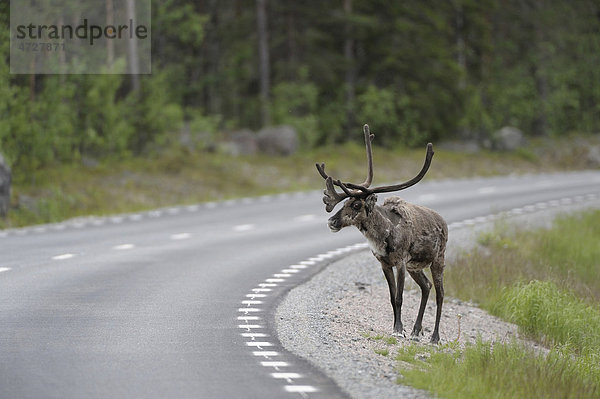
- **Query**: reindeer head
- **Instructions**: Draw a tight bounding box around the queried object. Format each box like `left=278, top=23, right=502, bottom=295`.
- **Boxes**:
left=327, top=194, right=378, bottom=232
left=316, top=124, right=434, bottom=232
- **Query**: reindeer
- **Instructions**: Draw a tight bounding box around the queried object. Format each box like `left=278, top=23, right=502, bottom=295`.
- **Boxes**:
left=316, top=125, right=448, bottom=343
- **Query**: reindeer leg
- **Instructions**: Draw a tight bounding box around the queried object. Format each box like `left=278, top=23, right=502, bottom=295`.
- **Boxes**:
left=408, top=269, right=431, bottom=338
left=381, top=263, right=402, bottom=335
left=430, top=260, right=445, bottom=344
left=394, top=262, right=406, bottom=335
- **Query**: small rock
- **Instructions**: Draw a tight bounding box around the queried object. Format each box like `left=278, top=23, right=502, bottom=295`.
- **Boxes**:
left=587, top=145, right=600, bottom=167
left=491, top=126, right=525, bottom=151
left=256, top=125, right=298, bottom=156
left=224, top=129, right=258, bottom=156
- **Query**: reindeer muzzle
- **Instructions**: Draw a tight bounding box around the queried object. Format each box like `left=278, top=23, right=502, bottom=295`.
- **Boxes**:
left=328, top=214, right=342, bottom=232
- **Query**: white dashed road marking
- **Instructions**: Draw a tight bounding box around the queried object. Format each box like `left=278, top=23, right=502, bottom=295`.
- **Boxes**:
left=113, top=243, right=134, bottom=250
left=242, top=333, right=268, bottom=339
left=261, top=361, right=289, bottom=368
left=477, top=186, right=497, bottom=195
left=233, top=224, right=255, bottom=232
left=238, top=308, right=261, bottom=314
left=238, top=325, right=264, bottom=330
left=254, top=351, right=280, bottom=357
left=237, top=316, right=261, bottom=321
left=52, top=253, right=75, bottom=260
left=272, top=372, right=302, bottom=380
left=281, top=269, right=299, bottom=274
left=285, top=385, right=319, bottom=393
left=245, top=342, right=274, bottom=348
left=0, top=267, right=11, bottom=273
left=237, top=243, right=372, bottom=396
left=252, top=288, right=272, bottom=293
left=294, top=214, right=317, bottom=222
left=241, top=300, right=263, bottom=306
left=171, top=233, right=191, bottom=240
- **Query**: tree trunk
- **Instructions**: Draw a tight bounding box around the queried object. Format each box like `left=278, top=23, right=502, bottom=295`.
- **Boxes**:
left=454, top=1, right=466, bottom=90
left=206, top=0, right=221, bottom=116
left=287, top=10, right=298, bottom=79
left=344, top=0, right=355, bottom=132
left=106, top=0, right=114, bottom=68
left=126, top=0, right=140, bottom=91
left=256, top=0, right=271, bottom=126
left=532, top=1, right=548, bottom=136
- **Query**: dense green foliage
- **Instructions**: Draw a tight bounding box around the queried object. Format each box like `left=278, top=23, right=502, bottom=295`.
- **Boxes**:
left=1, top=1, right=600, bottom=175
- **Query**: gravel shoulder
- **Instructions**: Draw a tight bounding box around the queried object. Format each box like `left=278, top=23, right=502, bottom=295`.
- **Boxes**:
left=275, top=199, right=600, bottom=399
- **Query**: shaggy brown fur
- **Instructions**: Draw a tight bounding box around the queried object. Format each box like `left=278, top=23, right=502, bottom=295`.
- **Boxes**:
left=328, top=195, right=448, bottom=343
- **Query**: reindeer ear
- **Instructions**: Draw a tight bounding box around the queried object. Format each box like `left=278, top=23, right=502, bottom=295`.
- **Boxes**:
left=365, top=194, right=377, bottom=215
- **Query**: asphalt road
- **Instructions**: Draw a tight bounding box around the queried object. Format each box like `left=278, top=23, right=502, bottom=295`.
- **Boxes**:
left=1, top=170, right=599, bottom=398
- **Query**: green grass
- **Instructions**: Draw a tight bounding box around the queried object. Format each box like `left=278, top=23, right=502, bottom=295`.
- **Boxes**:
left=494, top=280, right=600, bottom=356
left=3, top=134, right=598, bottom=228
left=395, top=210, right=600, bottom=398
left=397, top=340, right=600, bottom=399
left=446, top=210, right=600, bottom=306
left=362, top=332, right=398, bottom=345
left=374, top=348, right=390, bottom=357
left=362, top=332, right=398, bottom=357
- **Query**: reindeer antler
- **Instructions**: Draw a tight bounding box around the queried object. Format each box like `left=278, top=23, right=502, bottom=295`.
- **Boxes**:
left=316, top=124, right=435, bottom=212
left=316, top=125, right=374, bottom=212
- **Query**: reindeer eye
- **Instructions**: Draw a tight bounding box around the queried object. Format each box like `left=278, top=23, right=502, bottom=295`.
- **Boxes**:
left=352, top=202, right=363, bottom=211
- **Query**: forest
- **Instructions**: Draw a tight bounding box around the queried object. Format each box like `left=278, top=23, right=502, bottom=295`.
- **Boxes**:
left=1, top=0, right=599, bottom=174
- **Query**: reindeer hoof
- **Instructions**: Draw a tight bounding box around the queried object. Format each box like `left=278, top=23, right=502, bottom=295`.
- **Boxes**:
left=429, top=334, right=440, bottom=344
left=410, top=326, right=423, bottom=337
left=392, top=330, right=406, bottom=338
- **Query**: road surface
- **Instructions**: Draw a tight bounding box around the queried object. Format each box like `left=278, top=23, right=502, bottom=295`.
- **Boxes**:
left=1, top=171, right=599, bottom=398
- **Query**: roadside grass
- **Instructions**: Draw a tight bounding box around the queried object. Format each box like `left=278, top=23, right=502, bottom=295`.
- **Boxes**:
left=394, top=210, right=600, bottom=398
left=494, top=280, right=600, bottom=356
left=397, top=340, right=599, bottom=399
left=3, top=134, right=598, bottom=228
left=447, top=210, right=600, bottom=306
left=361, top=332, right=398, bottom=345
left=374, top=348, right=390, bottom=357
